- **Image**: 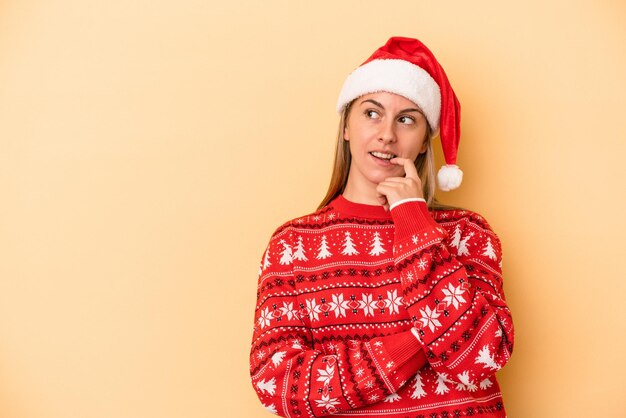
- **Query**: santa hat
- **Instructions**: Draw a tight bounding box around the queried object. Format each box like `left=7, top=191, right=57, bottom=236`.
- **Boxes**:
left=336, top=36, right=463, bottom=191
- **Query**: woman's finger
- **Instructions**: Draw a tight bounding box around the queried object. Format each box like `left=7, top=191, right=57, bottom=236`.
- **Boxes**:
left=390, top=157, right=419, bottom=180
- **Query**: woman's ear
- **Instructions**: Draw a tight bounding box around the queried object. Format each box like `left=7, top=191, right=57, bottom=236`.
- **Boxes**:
left=419, top=138, right=429, bottom=154
left=342, top=103, right=353, bottom=141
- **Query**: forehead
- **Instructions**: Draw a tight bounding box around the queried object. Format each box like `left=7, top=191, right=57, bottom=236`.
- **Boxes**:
left=356, top=91, right=420, bottom=109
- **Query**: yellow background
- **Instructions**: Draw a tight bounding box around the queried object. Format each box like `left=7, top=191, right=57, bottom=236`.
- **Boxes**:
left=1, top=1, right=625, bottom=417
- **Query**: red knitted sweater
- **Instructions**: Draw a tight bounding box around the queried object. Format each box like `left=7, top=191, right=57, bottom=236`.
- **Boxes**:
left=250, top=196, right=514, bottom=417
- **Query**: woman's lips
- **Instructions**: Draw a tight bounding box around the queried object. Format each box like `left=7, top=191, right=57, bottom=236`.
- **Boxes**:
left=370, top=151, right=396, bottom=160
left=369, top=151, right=397, bottom=166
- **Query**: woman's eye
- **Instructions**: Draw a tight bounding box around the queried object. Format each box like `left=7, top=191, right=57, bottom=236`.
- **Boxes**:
left=365, top=110, right=380, bottom=119
left=398, top=115, right=415, bottom=124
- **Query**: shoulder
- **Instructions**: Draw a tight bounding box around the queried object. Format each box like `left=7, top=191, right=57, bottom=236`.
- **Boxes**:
left=433, top=208, right=503, bottom=263
left=432, top=207, right=495, bottom=231
left=431, top=207, right=501, bottom=248
left=259, top=205, right=339, bottom=275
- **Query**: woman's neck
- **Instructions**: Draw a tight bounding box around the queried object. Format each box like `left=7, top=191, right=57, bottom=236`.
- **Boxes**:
left=342, top=179, right=383, bottom=207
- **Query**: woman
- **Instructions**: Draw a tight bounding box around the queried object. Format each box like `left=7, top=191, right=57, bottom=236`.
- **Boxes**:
left=250, top=37, right=514, bottom=417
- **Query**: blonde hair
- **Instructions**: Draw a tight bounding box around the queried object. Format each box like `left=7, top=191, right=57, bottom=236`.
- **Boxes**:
left=318, top=100, right=462, bottom=211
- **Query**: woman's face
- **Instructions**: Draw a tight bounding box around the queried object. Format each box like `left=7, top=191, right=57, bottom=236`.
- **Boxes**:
left=344, top=91, right=429, bottom=193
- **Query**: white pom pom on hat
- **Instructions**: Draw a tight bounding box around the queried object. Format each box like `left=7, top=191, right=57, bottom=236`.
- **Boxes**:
left=437, top=164, right=463, bottom=191
left=336, top=36, right=463, bottom=191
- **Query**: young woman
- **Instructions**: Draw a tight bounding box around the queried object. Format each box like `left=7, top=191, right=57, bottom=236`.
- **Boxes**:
left=250, top=37, right=514, bottom=417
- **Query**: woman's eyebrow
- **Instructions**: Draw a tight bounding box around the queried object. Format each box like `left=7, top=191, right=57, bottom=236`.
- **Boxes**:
left=361, top=99, right=385, bottom=109
left=361, top=99, right=421, bottom=113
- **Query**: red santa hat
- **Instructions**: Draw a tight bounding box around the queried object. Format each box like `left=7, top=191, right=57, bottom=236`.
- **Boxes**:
left=336, top=36, right=463, bottom=191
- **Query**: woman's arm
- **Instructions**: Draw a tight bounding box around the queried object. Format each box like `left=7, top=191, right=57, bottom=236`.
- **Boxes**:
left=390, top=201, right=514, bottom=390
left=376, top=158, right=514, bottom=389
left=250, top=227, right=426, bottom=417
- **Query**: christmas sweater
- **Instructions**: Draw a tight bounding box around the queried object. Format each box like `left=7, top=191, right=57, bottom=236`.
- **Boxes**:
left=250, top=195, right=514, bottom=417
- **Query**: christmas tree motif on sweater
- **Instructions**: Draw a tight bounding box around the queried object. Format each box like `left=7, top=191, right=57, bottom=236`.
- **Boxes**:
left=475, top=345, right=500, bottom=371
left=292, top=235, right=308, bottom=261
left=455, top=371, right=478, bottom=392
left=435, top=373, right=451, bottom=395
left=262, top=249, right=271, bottom=271
left=341, top=231, right=359, bottom=256
left=450, top=224, right=462, bottom=249
left=369, top=231, right=386, bottom=256
left=410, top=370, right=427, bottom=399
left=256, top=377, right=277, bottom=395
left=279, top=240, right=293, bottom=265
left=384, top=393, right=401, bottom=403
left=482, top=237, right=497, bottom=260
left=316, top=235, right=332, bottom=259
left=271, top=351, right=286, bottom=366
left=457, top=232, right=475, bottom=256
left=480, top=377, right=494, bottom=389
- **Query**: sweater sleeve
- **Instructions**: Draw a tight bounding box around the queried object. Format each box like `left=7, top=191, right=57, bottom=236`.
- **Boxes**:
left=250, top=227, right=426, bottom=417
left=390, top=201, right=514, bottom=390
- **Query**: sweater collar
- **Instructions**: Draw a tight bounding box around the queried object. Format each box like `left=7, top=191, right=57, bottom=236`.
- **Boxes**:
left=330, top=195, right=392, bottom=220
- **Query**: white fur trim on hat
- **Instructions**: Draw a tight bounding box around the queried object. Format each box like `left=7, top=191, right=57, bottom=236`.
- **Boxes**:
left=336, top=59, right=441, bottom=131
left=437, top=164, right=463, bottom=191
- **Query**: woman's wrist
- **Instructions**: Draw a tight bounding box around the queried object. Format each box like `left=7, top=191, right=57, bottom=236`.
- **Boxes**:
left=389, top=197, right=426, bottom=211
left=390, top=200, right=441, bottom=243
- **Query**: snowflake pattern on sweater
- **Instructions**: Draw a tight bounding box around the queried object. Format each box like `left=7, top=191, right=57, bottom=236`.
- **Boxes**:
left=250, top=196, right=514, bottom=417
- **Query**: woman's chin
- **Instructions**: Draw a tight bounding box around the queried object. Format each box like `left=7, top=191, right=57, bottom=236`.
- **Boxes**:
left=368, top=168, right=404, bottom=182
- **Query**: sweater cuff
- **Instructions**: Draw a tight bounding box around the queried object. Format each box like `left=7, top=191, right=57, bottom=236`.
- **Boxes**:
left=384, top=330, right=421, bottom=366
left=389, top=197, right=426, bottom=211
left=377, top=331, right=427, bottom=391
left=390, top=201, right=440, bottom=243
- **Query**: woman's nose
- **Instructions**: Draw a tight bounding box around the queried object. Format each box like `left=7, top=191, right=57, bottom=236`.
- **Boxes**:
left=378, top=122, right=396, bottom=144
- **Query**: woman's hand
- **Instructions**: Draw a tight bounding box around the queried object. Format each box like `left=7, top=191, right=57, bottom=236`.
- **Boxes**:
left=376, top=157, right=424, bottom=209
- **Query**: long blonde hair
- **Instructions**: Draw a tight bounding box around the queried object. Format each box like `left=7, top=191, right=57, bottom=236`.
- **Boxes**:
left=318, top=100, right=462, bottom=211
